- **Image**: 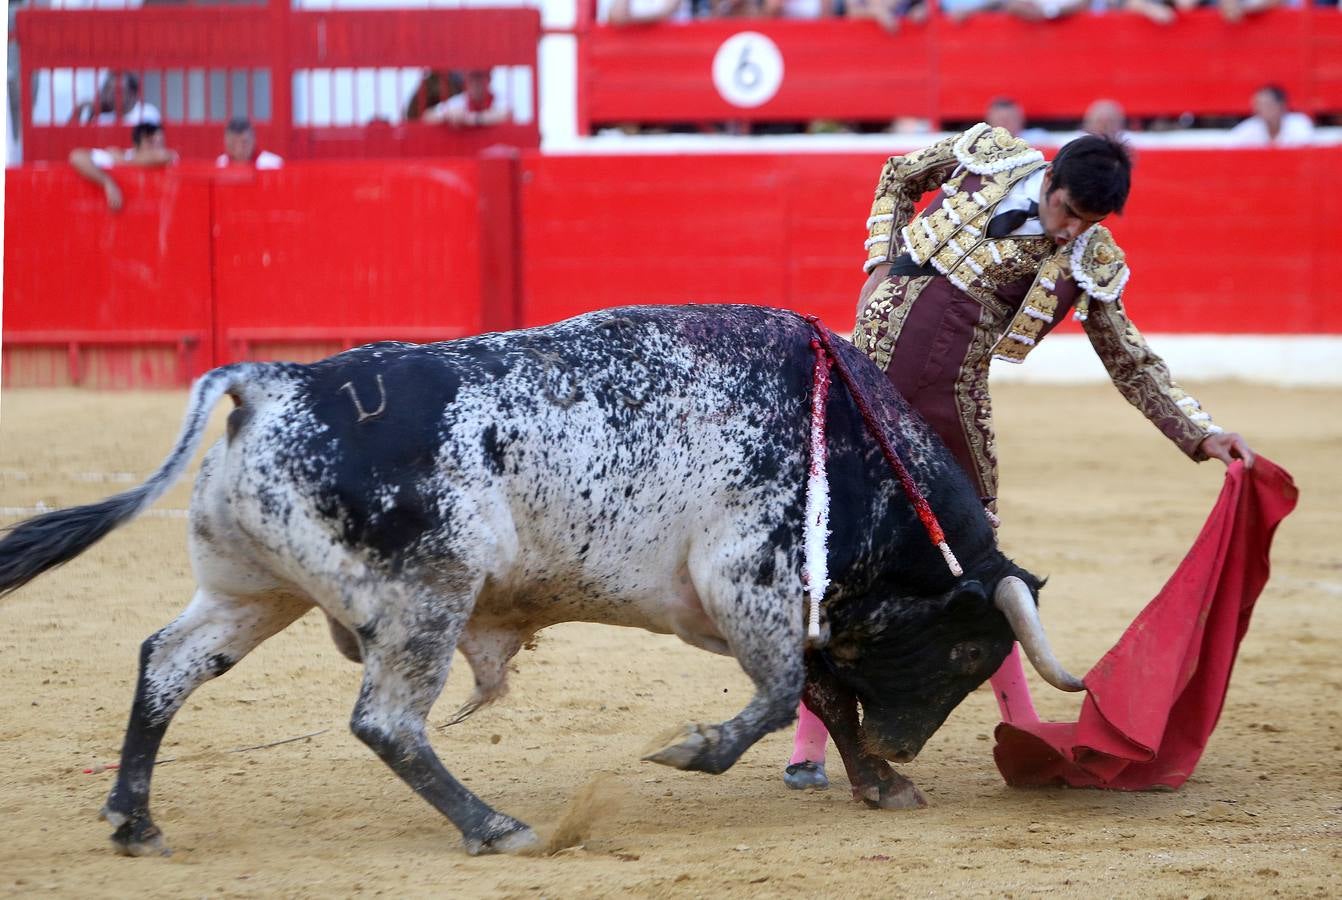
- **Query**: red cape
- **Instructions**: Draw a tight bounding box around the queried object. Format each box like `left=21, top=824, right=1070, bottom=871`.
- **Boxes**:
left=993, top=457, right=1297, bottom=790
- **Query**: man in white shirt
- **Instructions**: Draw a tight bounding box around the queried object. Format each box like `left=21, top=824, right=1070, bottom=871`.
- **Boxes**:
left=72, top=72, right=161, bottom=127
left=215, top=117, right=284, bottom=170
left=422, top=70, right=508, bottom=128
left=68, top=122, right=175, bottom=212
left=1230, top=84, right=1315, bottom=147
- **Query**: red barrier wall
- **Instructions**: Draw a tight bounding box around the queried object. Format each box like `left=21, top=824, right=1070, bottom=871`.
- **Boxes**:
left=3, top=166, right=213, bottom=387
left=518, top=147, right=1342, bottom=336
left=211, top=160, right=488, bottom=366
left=4, top=160, right=496, bottom=386
left=4, top=146, right=1339, bottom=387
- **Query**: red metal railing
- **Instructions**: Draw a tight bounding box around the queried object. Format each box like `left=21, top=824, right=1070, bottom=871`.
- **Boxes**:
left=578, top=8, right=1342, bottom=132
left=16, top=3, right=541, bottom=163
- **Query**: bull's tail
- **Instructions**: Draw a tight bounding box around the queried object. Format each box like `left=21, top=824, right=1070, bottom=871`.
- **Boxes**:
left=0, top=363, right=267, bottom=598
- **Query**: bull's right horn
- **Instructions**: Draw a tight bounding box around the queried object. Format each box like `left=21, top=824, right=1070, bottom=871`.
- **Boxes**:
left=993, top=576, right=1085, bottom=692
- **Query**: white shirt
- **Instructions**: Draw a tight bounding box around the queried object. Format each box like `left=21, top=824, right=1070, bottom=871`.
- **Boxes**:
left=1228, top=112, right=1315, bottom=147
left=216, top=150, right=285, bottom=170
left=993, top=168, right=1047, bottom=237
left=597, top=0, right=692, bottom=22
left=85, top=101, right=161, bottom=126
left=88, top=147, right=135, bottom=169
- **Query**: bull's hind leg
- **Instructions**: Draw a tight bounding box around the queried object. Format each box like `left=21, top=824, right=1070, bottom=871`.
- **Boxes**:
left=102, top=588, right=311, bottom=856
left=349, top=588, right=538, bottom=856
left=645, top=541, right=804, bottom=774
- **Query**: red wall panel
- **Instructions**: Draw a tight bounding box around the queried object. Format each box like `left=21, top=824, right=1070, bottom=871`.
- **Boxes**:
left=3, top=166, right=214, bottom=385
left=520, top=147, right=1342, bottom=336
left=211, top=160, right=488, bottom=364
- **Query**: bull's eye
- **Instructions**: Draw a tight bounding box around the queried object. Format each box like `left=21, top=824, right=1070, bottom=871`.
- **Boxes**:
left=950, top=642, right=986, bottom=672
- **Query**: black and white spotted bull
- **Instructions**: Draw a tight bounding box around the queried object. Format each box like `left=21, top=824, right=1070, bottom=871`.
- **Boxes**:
left=0, top=305, right=1081, bottom=857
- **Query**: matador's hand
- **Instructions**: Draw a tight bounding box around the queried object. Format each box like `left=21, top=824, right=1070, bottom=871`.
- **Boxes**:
left=1199, top=431, right=1255, bottom=469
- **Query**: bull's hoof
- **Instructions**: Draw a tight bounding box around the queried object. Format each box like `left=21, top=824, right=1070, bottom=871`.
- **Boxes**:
left=101, top=805, right=171, bottom=857
left=783, top=761, right=830, bottom=791
left=641, top=723, right=722, bottom=772
left=855, top=779, right=927, bottom=810
left=462, top=816, right=539, bottom=856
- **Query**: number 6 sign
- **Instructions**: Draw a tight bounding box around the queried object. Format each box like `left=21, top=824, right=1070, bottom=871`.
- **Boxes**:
left=712, top=32, right=784, bottom=109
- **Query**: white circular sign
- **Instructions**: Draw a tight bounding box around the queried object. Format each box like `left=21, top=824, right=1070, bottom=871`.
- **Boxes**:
left=712, top=32, right=784, bottom=109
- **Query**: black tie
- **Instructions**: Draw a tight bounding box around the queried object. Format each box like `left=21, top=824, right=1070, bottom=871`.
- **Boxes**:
left=986, top=201, right=1039, bottom=239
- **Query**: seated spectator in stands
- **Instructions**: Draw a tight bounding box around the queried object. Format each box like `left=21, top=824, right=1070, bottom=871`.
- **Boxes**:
left=1083, top=98, right=1128, bottom=139
left=764, top=0, right=839, bottom=19
left=1118, top=0, right=1177, bottom=24
left=846, top=0, right=926, bottom=32
left=1230, top=84, right=1314, bottom=146
left=216, top=117, right=283, bottom=170
left=405, top=70, right=462, bottom=122
left=72, top=71, right=160, bottom=126
left=600, top=0, right=694, bottom=24
left=984, top=97, right=1050, bottom=143
left=68, top=122, right=175, bottom=213
left=422, top=69, right=508, bottom=128
left=1172, top=0, right=1284, bottom=22
left=942, top=0, right=1083, bottom=20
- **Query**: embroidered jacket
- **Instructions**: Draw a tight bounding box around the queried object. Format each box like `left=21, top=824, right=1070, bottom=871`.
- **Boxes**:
left=861, top=122, right=1221, bottom=459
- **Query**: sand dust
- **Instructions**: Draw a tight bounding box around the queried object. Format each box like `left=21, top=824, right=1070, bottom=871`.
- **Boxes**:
left=0, top=383, right=1338, bottom=897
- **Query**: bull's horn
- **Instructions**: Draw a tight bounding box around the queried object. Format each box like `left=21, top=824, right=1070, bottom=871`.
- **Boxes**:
left=993, top=576, right=1085, bottom=692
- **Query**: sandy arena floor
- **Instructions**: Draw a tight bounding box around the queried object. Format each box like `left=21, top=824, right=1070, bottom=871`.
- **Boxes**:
left=0, top=383, right=1337, bottom=898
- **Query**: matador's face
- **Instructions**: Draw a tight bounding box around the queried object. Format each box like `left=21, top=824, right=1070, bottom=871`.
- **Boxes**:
left=1039, top=168, right=1109, bottom=247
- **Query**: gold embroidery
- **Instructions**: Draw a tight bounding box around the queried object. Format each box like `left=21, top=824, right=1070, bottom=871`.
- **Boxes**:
left=954, top=315, right=999, bottom=509
left=954, top=124, right=1044, bottom=175
left=853, top=276, right=930, bottom=372
left=1073, top=226, right=1129, bottom=301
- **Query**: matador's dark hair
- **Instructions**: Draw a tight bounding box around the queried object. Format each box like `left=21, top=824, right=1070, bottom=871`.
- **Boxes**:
left=1048, top=134, right=1133, bottom=216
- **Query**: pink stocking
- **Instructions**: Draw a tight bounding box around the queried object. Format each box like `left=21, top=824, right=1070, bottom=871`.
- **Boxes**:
left=789, top=701, right=829, bottom=765
left=989, top=643, right=1039, bottom=725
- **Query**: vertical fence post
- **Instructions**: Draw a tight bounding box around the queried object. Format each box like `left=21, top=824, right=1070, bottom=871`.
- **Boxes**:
left=269, top=0, right=293, bottom=160
left=477, top=146, right=523, bottom=335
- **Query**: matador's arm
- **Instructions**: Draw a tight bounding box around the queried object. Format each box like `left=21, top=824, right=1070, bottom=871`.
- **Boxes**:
left=863, top=134, right=963, bottom=273
left=1082, top=296, right=1224, bottom=460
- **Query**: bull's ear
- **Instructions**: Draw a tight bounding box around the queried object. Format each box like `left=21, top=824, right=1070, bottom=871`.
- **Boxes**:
left=947, top=580, right=991, bottom=620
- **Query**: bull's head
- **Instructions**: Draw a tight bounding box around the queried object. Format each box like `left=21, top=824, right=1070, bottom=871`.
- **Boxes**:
left=822, top=566, right=1081, bottom=763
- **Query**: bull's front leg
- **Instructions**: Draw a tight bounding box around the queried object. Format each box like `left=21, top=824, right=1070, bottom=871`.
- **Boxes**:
left=644, top=573, right=804, bottom=775
left=802, top=656, right=927, bottom=810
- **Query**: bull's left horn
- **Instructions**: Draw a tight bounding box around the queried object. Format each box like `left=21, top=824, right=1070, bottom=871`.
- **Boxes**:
left=993, top=576, right=1085, bottom=692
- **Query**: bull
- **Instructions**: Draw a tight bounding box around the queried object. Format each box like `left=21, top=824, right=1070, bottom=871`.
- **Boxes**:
left=0, top=305, right=1081, bottom=857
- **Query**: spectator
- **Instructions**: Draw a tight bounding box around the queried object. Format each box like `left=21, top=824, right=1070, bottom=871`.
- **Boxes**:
left=72, top=71, right=160, bottom=126
left=985, top=96, right=1025, bottom=136
left=764, top=0, right=839, bottom=19
left=1083, top=98, right=1128, bottom=139
left=405, top=70, right=462, bottom=122
left=1001, top=0, right=1087, bottom=19
left=215, top=117, right=283, bottom=170
left=600, top=0, right=694, bottom=24
left=68, top=122, right=175, bottom=213
left=846, top=0, right=927, bottom=32
left=1230, top=84, right=1314, bottom=146
left=421, top=70, right=508, bottom=128
left=1173, top=0, right=1284, bottom=22
left=942, top=0, right=1083, bottom=20
left=1117, top=0, right=1176, bottom=24
left=984, top=97, right=1050, bottom=143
